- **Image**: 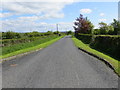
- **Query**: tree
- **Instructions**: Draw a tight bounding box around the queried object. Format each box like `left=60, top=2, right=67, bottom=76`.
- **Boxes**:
left=99, top=22, right=108, bottom=34
left=107, top=25, right=114, bottom=35
left=5, top=31, right=13, bottom=39
left=93, top=29, right=100, bottom=35
left=73, top=14, right=94, bottom=35
left=53, top=31, right=59, bottom=34
left=45, top=31, right=53, bottom=36
left=66, top=30, right=72, bottom=35
left=111, top=19, right=120, bottom=34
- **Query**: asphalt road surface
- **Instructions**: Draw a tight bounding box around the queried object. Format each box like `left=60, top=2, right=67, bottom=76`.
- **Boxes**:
left=2, top=36, right=118, bottom=88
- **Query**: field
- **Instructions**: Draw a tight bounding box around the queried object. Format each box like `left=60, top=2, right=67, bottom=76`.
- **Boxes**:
left=0, top=31, right=65, bottom=60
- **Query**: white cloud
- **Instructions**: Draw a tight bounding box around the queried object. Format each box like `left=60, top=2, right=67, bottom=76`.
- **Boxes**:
left=1, top=0, right=79, bottom=2
left=0, top=13, right=13, bottom=18
left=1, top=18, right=74, bottom=32
left=1, top=2, right=73, bottom=19
left=0, top=2, right=76, bottom=32
left=18, top=16, right=41, bottom=21
left=1, top=0, right=119, bottom=2
left=99, top=19, right=107, bottom=22
left=80, top=9, right=92, bottom=14
left=100, top=13, right=105, bottom=16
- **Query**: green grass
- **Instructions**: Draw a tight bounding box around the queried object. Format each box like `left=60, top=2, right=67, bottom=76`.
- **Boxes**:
left=1, top=36, right=63, bottom=60
left=72, top=37, right=120, bottom=76
left=2, top=35, right=58, bottom=55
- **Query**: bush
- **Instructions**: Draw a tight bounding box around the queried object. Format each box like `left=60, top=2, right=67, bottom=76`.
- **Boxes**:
left=75, top=33, right=92, bottom=44
left=90, top=35, right=120, bottom=60
left=66, top=31, right=73, bottom=35
left=2, top=35, right=59, bottom=55
left=93, top=29, right=100, bottom=35
left=1, top=36, right=47, bottom=47
left=3, top=31, right=22, bottom=39
left=75, top=34, right=120, bottom=60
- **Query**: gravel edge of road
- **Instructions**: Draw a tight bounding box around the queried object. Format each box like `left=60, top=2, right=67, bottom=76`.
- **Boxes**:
left=1, top=48, right=42, bottom=63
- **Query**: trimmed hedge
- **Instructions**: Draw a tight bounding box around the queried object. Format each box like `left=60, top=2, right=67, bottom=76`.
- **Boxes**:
left=2, top=35, right=59, bottom=55
left=75, top=34, right=120, bottom=60
left=90, top=35, right=120, bottom=60
left=75, top=33, right=92, bottom=44
left=0, top=35, right=55, bottom=47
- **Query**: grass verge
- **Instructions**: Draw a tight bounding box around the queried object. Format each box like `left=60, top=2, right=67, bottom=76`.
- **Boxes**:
left=0, top=36, right=63, bottom=61
left=72, top=37, right=120, bottom=76
left=2, top=35, right=58, bottom=55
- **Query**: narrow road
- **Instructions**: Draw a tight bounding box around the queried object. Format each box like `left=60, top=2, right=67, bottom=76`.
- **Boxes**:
left=2, top=36, right=118, bottom=88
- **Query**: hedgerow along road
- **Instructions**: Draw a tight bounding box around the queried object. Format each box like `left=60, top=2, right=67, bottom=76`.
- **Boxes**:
left=2, top=36, right=118, bottom=88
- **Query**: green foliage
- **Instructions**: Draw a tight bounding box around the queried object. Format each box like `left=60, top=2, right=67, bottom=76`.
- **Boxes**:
left=111, top=19, right=120, bottom=34
left=44, top=31, right=53, bottom=36
left=98, top=22, right=114, bottom=35
left=1, top=36, right=63, bottom=59
left=1, top=36, right=46, bottom=47
left=53, top=31, right=60, bottom=34
left=75, top=33, right=92, bottom=44
left=92, top=29, right=100, bottom=35
left=0, top=32, right=2, bottom=39
left=72, top=37, right=120, bottom=76
left=74, top=14, right=94, bottom=35
left=2, top=31, right=56, bottom=39
left=1, top=31, right=61, bottom=47
left=2, top=31, right=22, bottom=39
left=66, top=30, right=73, bottom=35
left=75, top=34, right=120, bottom=60
left=90, top=35, right=120, bottom=60
left=2, top=35, right=59, bottom=55
left=107, top=25, right=114, bottom=35
left=24, top=31, right=43, bottom=37
left=99, top=22, right=108, bottom=34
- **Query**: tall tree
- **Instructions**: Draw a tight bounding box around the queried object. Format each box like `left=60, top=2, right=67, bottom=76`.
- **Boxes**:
left=73, top=14, right=94, bottom=35
left=111, top=19, right=120, bottom=34
left=99, top=22, right=114, bottom=35
left=99, top=22, right=108, bottom=34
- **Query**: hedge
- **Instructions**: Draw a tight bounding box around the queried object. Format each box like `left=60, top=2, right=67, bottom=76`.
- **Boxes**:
left=75, top=33, right=92, bottom=44
left=90, top=35, right=120, bottom=60
left=75, top=34, right=120, bottom=60
left=0, top=36, right=48, bottom=47
left=2, top=35, right=59, bottom=55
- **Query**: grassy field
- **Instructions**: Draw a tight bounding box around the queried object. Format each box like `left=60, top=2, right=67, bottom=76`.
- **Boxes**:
left=1, top=36, right=63, bottom=60
left=72, top=37, right=120, bottom=76
left=2, top=35, right=59, bottom=55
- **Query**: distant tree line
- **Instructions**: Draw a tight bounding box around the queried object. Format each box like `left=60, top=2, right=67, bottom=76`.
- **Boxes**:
left=74, top=14, right=120, bottom=35
left=1, top=31, right=62, bottom=39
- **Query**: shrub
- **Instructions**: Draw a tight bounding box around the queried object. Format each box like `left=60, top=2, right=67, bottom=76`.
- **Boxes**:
left=2, top=35, right=59, bottom=55
left=90, top=35, right=120, bottom=60
left=93, top=29, right=100, bottom=35
left=1, top=36, right=47, bottom=47
left=75, top=33, right=92, bottom=44
left=75, top=34, right=120, bottom=60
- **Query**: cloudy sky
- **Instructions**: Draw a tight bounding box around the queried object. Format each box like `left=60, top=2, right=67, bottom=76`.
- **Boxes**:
left=0, top=0, right=119, bottom=32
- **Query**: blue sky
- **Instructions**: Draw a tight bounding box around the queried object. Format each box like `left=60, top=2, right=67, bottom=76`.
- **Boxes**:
left=0, top=1, right=119, bottom=32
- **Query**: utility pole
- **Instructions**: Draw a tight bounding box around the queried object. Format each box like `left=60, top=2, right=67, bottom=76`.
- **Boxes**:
left=56, top=24, right=59, bottom=35
left=56, top=24, right=58, bottom=32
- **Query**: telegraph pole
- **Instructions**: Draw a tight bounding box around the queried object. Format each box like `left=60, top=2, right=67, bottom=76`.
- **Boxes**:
left=56, top=24, right=58, bottom=32
left=56, top=24, right=59, bottom=35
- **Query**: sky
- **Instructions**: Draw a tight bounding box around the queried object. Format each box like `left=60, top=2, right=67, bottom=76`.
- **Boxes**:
left=0, top=0, right=119, bottom=32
